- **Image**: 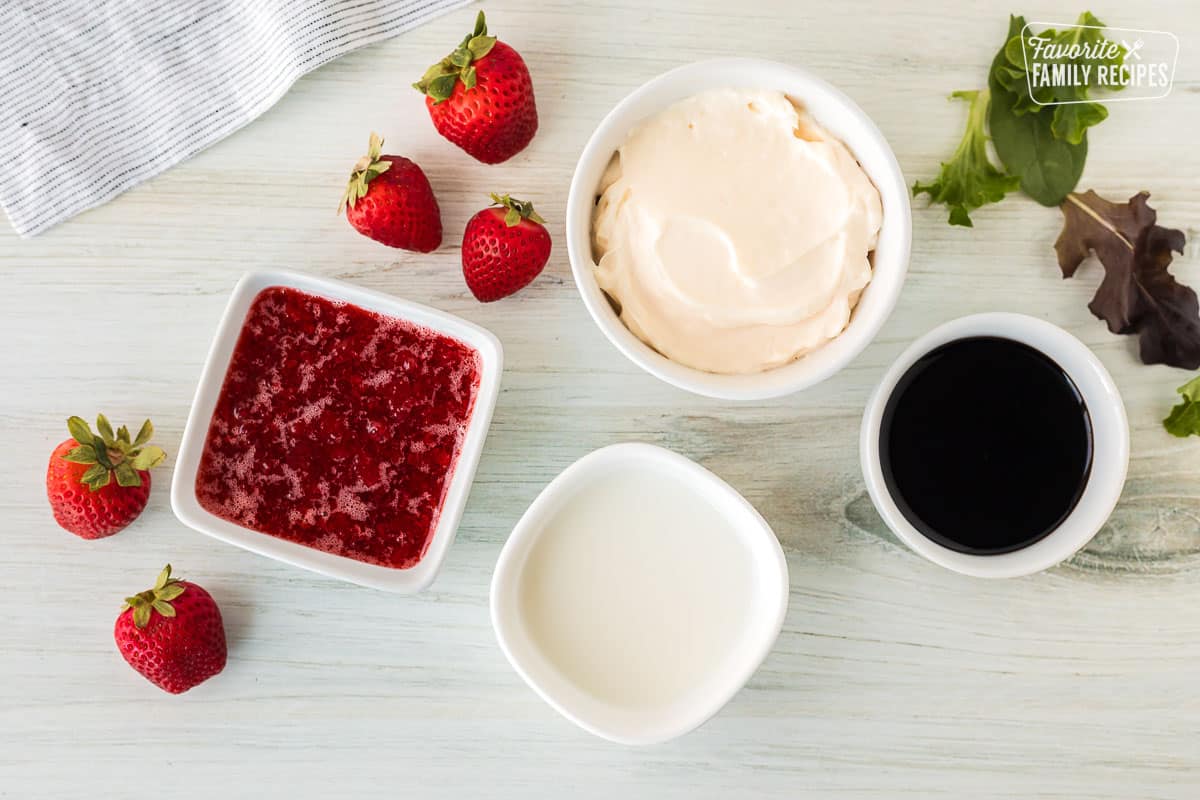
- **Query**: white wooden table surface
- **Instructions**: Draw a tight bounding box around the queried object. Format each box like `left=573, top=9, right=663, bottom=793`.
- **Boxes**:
left=3, top=1, right=1199, bottom=797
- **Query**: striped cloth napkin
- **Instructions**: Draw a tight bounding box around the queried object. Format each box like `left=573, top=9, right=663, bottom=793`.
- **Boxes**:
left=0, top=0, right=467, bottom=237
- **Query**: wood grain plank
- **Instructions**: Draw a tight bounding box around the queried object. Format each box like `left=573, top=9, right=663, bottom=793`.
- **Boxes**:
left=2, top=0, right=1200, bottom=797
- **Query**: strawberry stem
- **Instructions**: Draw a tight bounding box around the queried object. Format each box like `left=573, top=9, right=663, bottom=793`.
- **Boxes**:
left=122, top=565, right=188, bottom=629
left=412, top=11, right=497, bottom=103
left=489, top=193, right=545, bottom=227
left=339, top=132, right=393, bottom=214
left=62, top=414, right=165, bottom=491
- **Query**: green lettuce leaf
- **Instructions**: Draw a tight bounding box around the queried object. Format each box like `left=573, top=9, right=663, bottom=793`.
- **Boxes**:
left=988, top=15, right=1088, bottom=207
left=994, top=11, right=1124, bottom=145
left=912, top=89, right=1020, bottom=227
left=1164, top=376, right=1200, bottom=437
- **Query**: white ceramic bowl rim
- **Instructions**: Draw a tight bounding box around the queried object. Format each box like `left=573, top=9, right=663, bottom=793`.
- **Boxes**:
left=565, top=57, right=913, bottom=401
left=860, top=313, right=1129, bottom=578
left=170, top=269, right=503, bottom=593
left=490, top=443, right=789, bottom=745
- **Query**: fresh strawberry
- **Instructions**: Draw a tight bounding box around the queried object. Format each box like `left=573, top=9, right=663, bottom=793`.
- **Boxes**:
left=413, top=11, right=537, bottom=164
left=46, top=415, right=166, bottom=539
left=114, top=565, right=227, bottom=695
left=461, top=194, right=552, bottom=302
left=340, top=132, right=442, bottom=252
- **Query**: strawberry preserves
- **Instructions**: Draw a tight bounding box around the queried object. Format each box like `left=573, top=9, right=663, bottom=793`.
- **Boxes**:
left=196, top=286, right=482, bottom=569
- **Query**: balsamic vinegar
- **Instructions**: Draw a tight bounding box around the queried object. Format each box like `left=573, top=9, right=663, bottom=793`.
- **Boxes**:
left=880, top=337, right=1094, bottom=555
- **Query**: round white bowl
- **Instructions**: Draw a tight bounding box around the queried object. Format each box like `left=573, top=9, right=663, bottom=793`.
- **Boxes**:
left=490, top=443, right=789, bottom=745
left=565, top=58, right=912, bottom=401
left=860, top=313, right=1129, bottom=578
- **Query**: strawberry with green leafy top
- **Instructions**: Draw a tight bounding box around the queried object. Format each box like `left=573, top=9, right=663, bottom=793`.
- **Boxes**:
left=46, top=414, right=166, bottom=539
left=340, top=132, right=442, bottom=252
left=114, top=564, right=227, bottom=695
left=414, top=11, right=538, bottom=164
left=461, top=193, right=551, bottom=302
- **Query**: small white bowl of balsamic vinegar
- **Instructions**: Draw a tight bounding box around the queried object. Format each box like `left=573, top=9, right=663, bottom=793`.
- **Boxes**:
left=490, top=443, right=789, bottom=745
left=860, top=313, right=1129, bottom=578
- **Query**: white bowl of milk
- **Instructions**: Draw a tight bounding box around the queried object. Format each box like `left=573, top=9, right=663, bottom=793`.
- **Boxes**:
left=490, top=443, right=789, bottom=745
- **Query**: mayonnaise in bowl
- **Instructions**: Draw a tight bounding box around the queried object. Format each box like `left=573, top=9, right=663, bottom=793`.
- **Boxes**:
left=591, top=88, right=883, bottom=375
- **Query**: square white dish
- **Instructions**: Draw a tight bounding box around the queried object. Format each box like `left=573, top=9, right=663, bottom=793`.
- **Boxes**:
left=490, top=443, right=789, bottom=744
left=171, top=269, right=503, bottom=593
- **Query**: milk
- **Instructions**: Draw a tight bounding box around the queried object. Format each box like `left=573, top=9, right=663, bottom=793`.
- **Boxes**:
left=517, top=465, right=761, bottom=711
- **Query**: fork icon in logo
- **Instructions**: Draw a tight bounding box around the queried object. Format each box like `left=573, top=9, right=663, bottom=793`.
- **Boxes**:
left=1122, top=38, right=1145, bottom=61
